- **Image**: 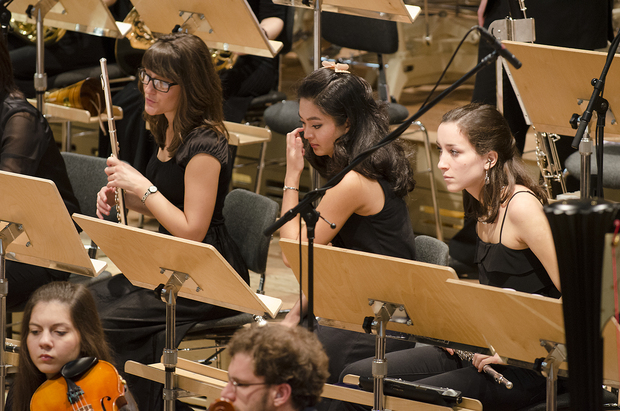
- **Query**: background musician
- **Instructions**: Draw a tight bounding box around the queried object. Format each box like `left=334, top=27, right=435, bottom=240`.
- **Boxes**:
left=338, top=103, right=562, bottom=411
left=220, top=0, right=288, bottom=123
left=278, top=65, right=418, bottom=399
left=0, top=36, right=81, bottom=310
left=92, top=32, right=248, bottom=411
left=220, top=324, right=329, bottom=411
left=9, top=0, right=133, bottom=98
left=6, top=281, right=134, bottom=411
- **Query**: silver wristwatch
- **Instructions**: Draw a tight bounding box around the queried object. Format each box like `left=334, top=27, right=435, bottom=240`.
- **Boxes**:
left=141, top=185, right=158, bottom=204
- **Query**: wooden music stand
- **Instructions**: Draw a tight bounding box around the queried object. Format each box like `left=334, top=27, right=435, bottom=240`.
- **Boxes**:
left=131, top=0, right=282, bottom=58
left=8, top=0, right=129, bottom=39
left=125, top=357, right=484, bottom=411
left=0, top=171, right=107, bottom=411
left=280, top=238, right=486, bottom=411
left=280, top=239, right=620, bottom=409
left=72, top=214, right=282, bottom=411
left=502, top=41, right=620, bottom=139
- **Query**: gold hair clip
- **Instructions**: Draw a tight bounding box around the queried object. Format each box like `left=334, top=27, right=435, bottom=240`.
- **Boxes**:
left=322, top=60, right=350, bottom=73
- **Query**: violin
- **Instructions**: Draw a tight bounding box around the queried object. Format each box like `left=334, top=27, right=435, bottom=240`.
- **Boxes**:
left=30, top=357, right=127, bottom=411
left=208, top=398, right=235, bottom=411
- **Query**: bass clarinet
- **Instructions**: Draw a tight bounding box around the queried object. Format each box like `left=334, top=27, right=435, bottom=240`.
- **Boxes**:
left=100, top=58, right=127, bottom=225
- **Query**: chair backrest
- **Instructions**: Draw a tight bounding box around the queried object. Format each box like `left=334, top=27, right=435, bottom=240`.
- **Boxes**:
left=61, top=152, right=117, bottom=221
left=321, top=12, right=399, bottom=55
left=414, top=235, right=449, bottom=266
left=222, top=189, right=280, bottom=275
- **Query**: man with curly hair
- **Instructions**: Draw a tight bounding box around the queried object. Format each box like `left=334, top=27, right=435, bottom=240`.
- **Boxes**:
left=221, top=324, right=329, bottom=411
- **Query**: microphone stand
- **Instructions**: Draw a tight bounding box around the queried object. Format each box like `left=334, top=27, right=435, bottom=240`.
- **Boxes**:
left=570, top=28, right=620, bottom=199
left=264, top=48, right=507, bottom=333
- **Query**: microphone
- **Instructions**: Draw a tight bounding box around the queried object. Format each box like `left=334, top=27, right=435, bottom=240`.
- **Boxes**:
left=476, top=26, right=522, bottom=69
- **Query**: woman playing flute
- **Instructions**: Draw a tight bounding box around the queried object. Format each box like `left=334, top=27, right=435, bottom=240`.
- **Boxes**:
left=339, top=103, right=562, bottom=411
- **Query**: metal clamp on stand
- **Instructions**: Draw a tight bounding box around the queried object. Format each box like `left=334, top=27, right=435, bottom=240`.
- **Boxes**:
left=362, top=299, right=411, bottom=411
left=538, top=340, right=567, bottom=411
left=155, top=269, right=196, bottom=411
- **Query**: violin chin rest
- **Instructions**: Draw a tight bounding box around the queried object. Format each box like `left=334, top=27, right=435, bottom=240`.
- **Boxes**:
left=62, top=357, right=99, bottom=380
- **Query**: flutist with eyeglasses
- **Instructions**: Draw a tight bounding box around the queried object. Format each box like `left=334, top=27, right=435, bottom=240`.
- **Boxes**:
left=93, top=32, right=248, bottom=411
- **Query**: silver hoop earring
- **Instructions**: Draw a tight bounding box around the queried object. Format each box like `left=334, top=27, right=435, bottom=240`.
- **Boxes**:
left=485, top=169, right=490, bottom=185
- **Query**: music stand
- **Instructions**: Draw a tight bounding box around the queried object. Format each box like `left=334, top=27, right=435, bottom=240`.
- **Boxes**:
left=7, top=0, right=130, bottom=111
left=502, top=41, right=620, bottom=198
left=0, top=171, right=107, bottom=411
left=131, top=0, right=282, bottom=58
left=280, top=239, right=487, bottom=411
left=73, top=214, right=282, bottom=411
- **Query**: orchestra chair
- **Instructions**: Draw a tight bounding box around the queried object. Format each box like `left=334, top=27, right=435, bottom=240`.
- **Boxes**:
left=414, top=235, right=449, bottom=266
left=564, top=143, right=620, bottom=192
left=183, top=189, right=279, bottom=363
left=61, top=152, right=117, bottom=262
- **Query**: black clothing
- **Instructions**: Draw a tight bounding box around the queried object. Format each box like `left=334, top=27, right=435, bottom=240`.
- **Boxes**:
left=91, top=127, right=248, bottom=411
left=331, top=179, right=416, bottom=261
left=475, top=191, right=560, bottom=298
left=220, top=0, right=288, bottom=123
left=0, top=94, right=80, bottom=309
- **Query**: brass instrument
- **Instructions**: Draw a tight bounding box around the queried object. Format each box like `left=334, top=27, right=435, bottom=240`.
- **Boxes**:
left=9, top=19, right=66, bottom=45
left=100, top=57, right=127, bottom=225
left=534, top=131, right=567, bottom=199
left=115, top=8, right=237, bottom=75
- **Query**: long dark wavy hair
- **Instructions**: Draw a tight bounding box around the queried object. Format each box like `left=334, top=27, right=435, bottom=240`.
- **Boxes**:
left=139, top=32, right=227, bottom=156
left=0, top=37, right=23, bottom=99
left=297, top=68, right=415, bottom=197
left=441, top=103, right=547, bottom=223
left=13, top=282, right=112, bottom=411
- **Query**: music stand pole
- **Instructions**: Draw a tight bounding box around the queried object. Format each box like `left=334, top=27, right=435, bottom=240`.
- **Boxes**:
left=34, top=6, right=46, bottom=112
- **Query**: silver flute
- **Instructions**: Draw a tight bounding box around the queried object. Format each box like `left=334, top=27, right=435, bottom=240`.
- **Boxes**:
left=100, top=58, right=127, bottom=225
left=455, top=350, right=513, bottom=389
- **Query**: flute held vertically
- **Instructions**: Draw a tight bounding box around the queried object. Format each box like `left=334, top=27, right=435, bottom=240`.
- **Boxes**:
left=100, top=57, right=127, bottom=225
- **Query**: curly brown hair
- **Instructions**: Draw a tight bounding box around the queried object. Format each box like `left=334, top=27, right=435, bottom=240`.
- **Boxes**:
left=227, top=325, right=329, bottom=410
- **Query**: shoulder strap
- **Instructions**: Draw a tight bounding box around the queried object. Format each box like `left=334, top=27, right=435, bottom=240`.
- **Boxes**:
left=499, top=191, right=538, bottom=243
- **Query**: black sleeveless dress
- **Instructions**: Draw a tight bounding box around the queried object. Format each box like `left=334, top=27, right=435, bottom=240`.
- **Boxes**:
left=91, top=127, right=248, bottom=411
left=475, top=191, right=560, bottom=298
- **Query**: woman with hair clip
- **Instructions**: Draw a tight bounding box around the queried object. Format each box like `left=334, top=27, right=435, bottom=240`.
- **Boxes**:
left=6, top=281, right=136, bottom=411
left=279, top=63, right=418, bottom=394
left=93, top=32, right=248, bottom=411
left=338, top=103, right=562, bottom=411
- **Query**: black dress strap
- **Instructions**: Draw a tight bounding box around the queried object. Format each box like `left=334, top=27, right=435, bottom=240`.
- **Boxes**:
left=498, top=191, right=539, bottom=243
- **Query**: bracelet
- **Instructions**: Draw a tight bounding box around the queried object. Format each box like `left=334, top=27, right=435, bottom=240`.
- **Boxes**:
left=283, top=185, right=299, bottom=192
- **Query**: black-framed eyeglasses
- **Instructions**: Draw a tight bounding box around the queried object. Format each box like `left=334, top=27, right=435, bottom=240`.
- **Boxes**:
left=138, top=68, right=178, bottom=93
left=228, top=379, right=271, bottom=393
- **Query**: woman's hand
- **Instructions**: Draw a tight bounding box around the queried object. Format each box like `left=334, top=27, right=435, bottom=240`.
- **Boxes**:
left=285, top=127, right=305, bottom=185
left=471, top=353, right=503, bottom=372
left=104, top=156, right=151, bottom=197
left=96, top=186, right=116, bottom=219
